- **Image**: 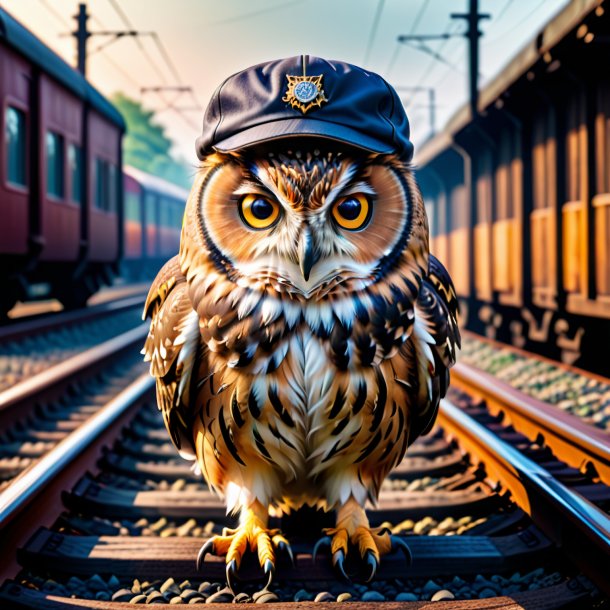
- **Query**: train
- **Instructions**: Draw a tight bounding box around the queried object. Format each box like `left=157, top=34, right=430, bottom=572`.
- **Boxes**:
left=0, top=7, right=188, bottom=316
left=416, top=0, right=610, bottom=376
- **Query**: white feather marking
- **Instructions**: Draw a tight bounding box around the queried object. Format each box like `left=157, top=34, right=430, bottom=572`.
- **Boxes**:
left=176, top=310, right=201, bottom=397
left=282, top=300, right=302, bottom=327
left=260, top=298, right=282, bottom=325
left=318, top=302, right=334, bottom=333
left=237, top=291, right=261, bottom=320
left=331, top=298, right=354, bottom=328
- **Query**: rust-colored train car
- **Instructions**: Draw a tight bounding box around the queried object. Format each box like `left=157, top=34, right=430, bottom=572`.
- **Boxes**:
left=122, top=165, right=188, bottom=279
left=0, top=8, right=125, bottom=312
left=416, top=0, right=610, bottom=376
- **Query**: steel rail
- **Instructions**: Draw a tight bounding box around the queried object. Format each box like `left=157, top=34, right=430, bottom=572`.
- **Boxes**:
left=450, top=361, right=610, bottom=485
left=0, top=324, right=149, bottom=416
left=438, top=398, right=610, bottom=595
left=0, top=373, right=154, bottom=530
left=0, top=292, right=146, bottom=343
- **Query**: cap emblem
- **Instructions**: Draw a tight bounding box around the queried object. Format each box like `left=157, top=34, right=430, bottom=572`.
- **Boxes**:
left=283, top=74, right=327, bottom=114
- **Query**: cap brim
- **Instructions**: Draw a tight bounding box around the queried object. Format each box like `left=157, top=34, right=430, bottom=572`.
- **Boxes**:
left=211, top=118, right=395, bottom=155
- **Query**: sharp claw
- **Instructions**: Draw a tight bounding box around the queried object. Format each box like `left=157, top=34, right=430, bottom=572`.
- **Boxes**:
left=390, top=535, right=413, bottom=565
left=263, top=559, right=275, bottom=589
left=332, top=549, right=349, bottom=581
left=312, top=536, right=331, bottom=563
left=363, top=550, right=377, bottom=583
left=196, top=538, right=215, bottom=571
left=226, top=559, right=240, bottom=593
left=278, top=541, right=295, bottom=567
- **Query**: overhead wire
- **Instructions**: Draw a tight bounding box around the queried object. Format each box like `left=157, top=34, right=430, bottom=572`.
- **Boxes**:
left=384, top=0, right=427, bottom=77
left=207, top=0, right=305, bottom=26
left=89, top=14, right=144, bottom=96
left=105, top=0, right=199, bottom=130
left=363, top=0, right=386, bottom=66
left=37, top=0, right=70, bottom=28
left=484, top=0, right=548, bottom=44
left=402, top=19, right=463, bottom=107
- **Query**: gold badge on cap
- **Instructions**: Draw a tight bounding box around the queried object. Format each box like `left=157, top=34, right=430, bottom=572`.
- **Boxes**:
left=283, top=56, right=327, bottom=114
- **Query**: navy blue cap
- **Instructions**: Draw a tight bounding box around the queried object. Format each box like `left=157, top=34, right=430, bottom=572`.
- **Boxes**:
left=196, top=55, right=414, bottom=162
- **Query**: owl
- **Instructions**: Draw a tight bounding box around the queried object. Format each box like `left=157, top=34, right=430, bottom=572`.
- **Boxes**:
left=143, top=144, right=460, bottom=588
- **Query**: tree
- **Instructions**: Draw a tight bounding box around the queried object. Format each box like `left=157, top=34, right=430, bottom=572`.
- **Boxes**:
left=111, top=92, right=192, bottom=189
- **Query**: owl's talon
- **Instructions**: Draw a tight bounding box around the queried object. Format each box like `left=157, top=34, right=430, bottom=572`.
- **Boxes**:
left=312, top=536, right=332, bottom=563
left=332, top=549, right=348, bottom=581
left=390, top=535, right=412, bottom=565
left=226, top=559, right=240, bottom=592
left=263, top=559, right=275, bottom=588
left=277, top=540, right=295, bottom=566
left=196, top=538, right=215, bottom=571
left=363, top=550, right=378, bottom=582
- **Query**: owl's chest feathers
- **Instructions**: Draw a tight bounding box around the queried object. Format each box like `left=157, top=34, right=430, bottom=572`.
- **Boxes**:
left=212, top=294, right=407, bottom=442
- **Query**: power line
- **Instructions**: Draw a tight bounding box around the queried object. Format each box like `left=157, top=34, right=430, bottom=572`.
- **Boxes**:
left=363, top=0, right=386, bottom=66
left=106, top=0, right=168, bottom=85
left=408, top=0, right=429, bottom=37
left=207, top=0, right=305, bottom=26
left=38, top=0, right=71, bottom=28
left=495, top=0, right=515, bottom=22
left=149, top=33, right=202, bottom=108
left=104, top=0, right=199, bottom=130
left=485, top=0, right=547, bottom=44
left=400, top=19, right=462, bottom=107
left=88, top=13, right=144, bottom=95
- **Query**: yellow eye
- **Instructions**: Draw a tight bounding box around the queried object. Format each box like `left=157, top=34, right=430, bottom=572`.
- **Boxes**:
left=332, top=194, right=371, bottom=230
left=239, top=194, right=280, bottom=230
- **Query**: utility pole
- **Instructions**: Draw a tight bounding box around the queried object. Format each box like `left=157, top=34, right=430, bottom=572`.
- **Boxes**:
left=450, top=0, right=490, bottom=118
left=397, top=0, right=489, bottom=119
left=74, top=3, right=90, bottom=75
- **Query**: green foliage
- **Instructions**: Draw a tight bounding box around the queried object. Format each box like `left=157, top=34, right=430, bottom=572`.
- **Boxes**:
left=111, top=92, right=192, bottom=189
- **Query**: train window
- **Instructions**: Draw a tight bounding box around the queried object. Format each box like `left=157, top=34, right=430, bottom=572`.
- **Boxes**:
left=46, top=131, right=64, bottom=198
left=493, top=127, right=522, bottom=304
left=125, top=192, right=140, bottom=222
left=174, top=203, right=183, bottom=229
left=95, top=159, right=105, bottom=210
left=531, top=108, right=557, bottom=308
left=5, top=106, right=27, bottom=187
left=145, top=193, right=157, bottom=225
left=68, top=144, right=82, bottom=204
left=474, top=150, right=493, bottom=300
left=108, top=164, right=117, bottom=212
left=594, top=82, right=610, bottom=299
left=159, top=197, right=171, bottom=227
left=95, top=158, right=118, bottom=212
left=562, top=90, right=588, bottom=300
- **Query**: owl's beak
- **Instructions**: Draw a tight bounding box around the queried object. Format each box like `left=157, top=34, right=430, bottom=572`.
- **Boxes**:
left=298, top=227, right=319, bottom=281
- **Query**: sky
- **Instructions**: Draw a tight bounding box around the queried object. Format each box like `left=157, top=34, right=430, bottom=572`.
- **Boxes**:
left=2, top=0, right=571, bottom=165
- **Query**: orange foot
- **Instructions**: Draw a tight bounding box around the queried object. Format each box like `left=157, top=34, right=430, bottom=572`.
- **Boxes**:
left=196, top=501, right=293, bottom=591
left=313, top=499, right=411, bottom=581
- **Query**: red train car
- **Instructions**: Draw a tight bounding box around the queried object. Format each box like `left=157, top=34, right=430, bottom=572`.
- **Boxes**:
left=0, top=8, right=125, bottom=313
left=122, top=165, right=188, bottom=279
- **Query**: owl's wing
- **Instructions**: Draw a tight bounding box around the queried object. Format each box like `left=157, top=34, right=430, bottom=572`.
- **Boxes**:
left=408, top=254, right=461, bottom=441
left=143, top=255, right=202, bottom=459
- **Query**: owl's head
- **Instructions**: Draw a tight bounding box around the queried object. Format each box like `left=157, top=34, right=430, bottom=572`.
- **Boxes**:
left=181, top=143, right=428, bottom=302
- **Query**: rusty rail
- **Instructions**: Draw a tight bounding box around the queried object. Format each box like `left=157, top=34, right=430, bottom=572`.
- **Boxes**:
left=439, top=399, right=610, bottom=595
left=450, top=360, right=610, bottom=485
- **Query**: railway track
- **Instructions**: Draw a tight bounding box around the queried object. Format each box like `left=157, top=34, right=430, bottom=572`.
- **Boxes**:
left=0, top=291, right=147, bottom=393
left=0, top=332, right=607, bottom=608
left=0, top=287, right=150, bottom=495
